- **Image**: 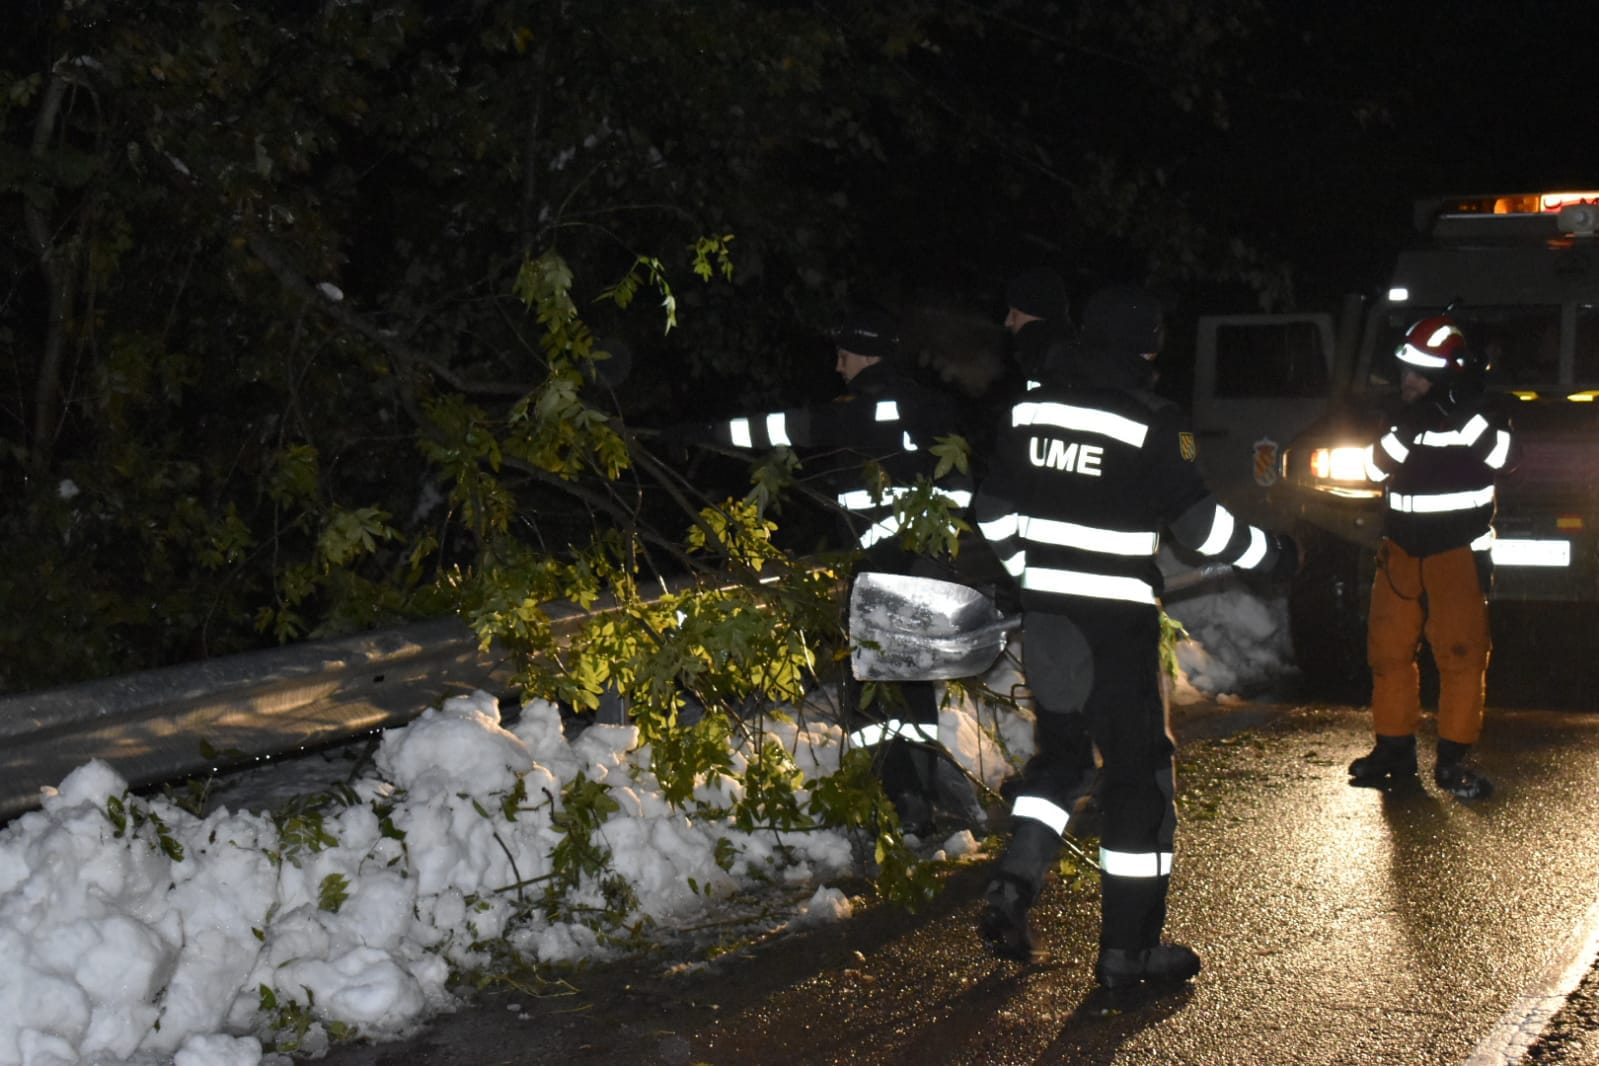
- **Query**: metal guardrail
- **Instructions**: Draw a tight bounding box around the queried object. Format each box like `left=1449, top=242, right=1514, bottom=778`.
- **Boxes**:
left=0, top=558, right=1238, bottom=824
left=0, top=567, right=837, bottom=824
left=0, top=556, right=1242, bottom=825
left=0, top=616, right=516, bottom=824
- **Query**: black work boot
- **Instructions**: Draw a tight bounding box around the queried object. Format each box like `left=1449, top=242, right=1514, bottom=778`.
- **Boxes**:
left=979, top=875, right=1042, bottom=963
left=1094, top=943, right=1202, bottom=990
left=1435, top=739, right=1494, bottom=800
left=880, top=739, right=935, bottom=835
left=1348, top=733, right=1418, bottom=788
left=932, top=755, right=985, bottom=830
left=889, top=789, right=934, bottom=836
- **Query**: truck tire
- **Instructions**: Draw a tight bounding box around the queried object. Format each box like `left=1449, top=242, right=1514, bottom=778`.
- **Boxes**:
left=1288, top=530, right=1374, bottom=702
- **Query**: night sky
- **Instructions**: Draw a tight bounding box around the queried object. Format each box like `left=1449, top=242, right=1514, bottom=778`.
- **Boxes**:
left=1218, top=4, right=1599, bottom=296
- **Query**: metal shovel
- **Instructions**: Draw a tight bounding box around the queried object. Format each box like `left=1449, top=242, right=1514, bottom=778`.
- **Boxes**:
left=849, top=572, right=1017, bottom=682
left=848, top=564, right=1236, bottom=682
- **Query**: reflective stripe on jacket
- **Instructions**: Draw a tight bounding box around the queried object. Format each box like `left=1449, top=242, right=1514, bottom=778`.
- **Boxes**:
left=707, top=362, right=971, bottom=551
left=975, top=383, right=1287, bottom=610
left=1364, top=400, right=1513, bottom=557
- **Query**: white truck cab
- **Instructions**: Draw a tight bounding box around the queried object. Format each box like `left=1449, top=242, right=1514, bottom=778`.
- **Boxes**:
left=1192, top=191, right=1599, bottom=694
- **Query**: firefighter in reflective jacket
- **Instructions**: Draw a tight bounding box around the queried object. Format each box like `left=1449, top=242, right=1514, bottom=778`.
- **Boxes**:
left=1349, top=314, right=1513, bottom=799
left=697, top=308, right=974, bottom=830
left=973, top=284, right=1298, bottom=985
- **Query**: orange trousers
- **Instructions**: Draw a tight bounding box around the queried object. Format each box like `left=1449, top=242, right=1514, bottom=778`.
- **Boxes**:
left=1366, top=540, right=1491, bottom=745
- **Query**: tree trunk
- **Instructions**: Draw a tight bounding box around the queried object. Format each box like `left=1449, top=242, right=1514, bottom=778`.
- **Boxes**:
left=22, top=69, right=82, bottom=472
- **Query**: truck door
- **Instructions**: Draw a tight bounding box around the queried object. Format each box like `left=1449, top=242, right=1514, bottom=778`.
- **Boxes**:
left=1192, top=313, right=1338, bottom=527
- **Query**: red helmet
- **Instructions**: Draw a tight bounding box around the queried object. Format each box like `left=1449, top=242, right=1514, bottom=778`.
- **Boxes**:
left=1395, top=314, right=1469, bottom=379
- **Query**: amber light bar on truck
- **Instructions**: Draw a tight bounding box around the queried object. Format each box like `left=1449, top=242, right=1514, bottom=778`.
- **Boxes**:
left=1435, top=191, right=1599, bottom=215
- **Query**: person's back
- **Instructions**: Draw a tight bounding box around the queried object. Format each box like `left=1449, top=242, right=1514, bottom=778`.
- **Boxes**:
left=975, top=283, right=1298, bottom=982
left=997, top=379, right=1200, bottom=607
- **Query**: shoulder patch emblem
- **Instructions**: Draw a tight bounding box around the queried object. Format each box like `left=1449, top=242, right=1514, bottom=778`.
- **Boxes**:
left=1252, top=437, right=1280, bottom=486
left=1178, top=431, right=1196, bottom=462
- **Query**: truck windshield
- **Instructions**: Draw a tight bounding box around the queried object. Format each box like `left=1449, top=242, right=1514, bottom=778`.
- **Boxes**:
left=1213, top=319, right=1331, bottom=397
left=1365, top=306, right=1564, bottom=391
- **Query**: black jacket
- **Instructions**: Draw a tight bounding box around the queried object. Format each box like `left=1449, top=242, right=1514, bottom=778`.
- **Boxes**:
left=975, top=345, right=1291, bottom=612
left=1365, top=391, right=1514, bottom=557
left=703, top=361, right=972, bottom=551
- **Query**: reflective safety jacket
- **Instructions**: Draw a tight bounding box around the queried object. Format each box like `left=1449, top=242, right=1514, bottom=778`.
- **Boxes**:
left=1363, top=395, right=1514, bottom=558
left=975, top=382, right=1291, bottom=610
left=704, top=362, right=972, bottom=551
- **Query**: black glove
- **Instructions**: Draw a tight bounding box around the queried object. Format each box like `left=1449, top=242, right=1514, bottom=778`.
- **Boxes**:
left=990, top=579, right=1024, bottom=617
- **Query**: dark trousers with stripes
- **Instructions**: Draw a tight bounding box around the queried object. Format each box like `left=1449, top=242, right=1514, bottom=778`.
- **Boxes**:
left=843, top=543, right=959, bottom=803
left=997, top=601, right=1178, bottom=952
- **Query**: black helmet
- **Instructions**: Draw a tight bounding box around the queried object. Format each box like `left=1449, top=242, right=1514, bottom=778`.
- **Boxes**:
left=1081, top=284, right=1164, bottom=356
left=1005, top=268, right=1067, bottom=321
left=830, top=308, right=900, bottom=359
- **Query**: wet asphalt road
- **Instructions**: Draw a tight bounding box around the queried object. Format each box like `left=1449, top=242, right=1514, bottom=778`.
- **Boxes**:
left=307, top=694, right=1599, bottom=1066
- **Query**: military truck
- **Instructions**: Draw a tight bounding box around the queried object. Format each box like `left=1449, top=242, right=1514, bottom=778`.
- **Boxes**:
left=1191, top=191, right=1599, bottom=695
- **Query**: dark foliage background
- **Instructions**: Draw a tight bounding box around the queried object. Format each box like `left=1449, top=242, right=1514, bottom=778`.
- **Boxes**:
left=2, top=0, right=1593, bottom=692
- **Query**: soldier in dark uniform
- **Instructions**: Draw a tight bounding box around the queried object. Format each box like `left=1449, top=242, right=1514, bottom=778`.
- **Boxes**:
left=973, top=284, right=1298, bottom=986
left=694, top=309, right=974, bottom=831
left=1003, top=267, right=1075, bottom=393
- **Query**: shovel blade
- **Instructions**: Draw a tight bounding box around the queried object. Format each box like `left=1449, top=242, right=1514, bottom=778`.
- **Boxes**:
left=849, top=572, right=1017, bottom=681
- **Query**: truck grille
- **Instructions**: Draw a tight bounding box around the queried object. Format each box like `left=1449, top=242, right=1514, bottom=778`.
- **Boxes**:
left=1498, top=437, right=1599, bottom=513
left=1492, top=434, right=1598, bottom=602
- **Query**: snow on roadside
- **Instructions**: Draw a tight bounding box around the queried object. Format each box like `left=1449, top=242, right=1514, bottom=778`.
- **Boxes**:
left=0, top=673, right=1030, bottom=1066
left=0, top=581, right=1288, bottom=1065
left=1167, top=577, right=1297, bottom=705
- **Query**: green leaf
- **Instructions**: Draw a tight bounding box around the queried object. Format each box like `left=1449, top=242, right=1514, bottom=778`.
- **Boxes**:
left=318, top=872, right=351, bottom=913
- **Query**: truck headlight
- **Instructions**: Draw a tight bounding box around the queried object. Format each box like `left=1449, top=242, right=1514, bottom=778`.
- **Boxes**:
left=1305, top=446, right=1383, bottom=498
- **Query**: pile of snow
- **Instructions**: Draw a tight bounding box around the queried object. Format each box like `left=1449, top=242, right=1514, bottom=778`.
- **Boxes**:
left=0, top=582, right=1290, bottom=1066
left=1166, top=576, right=1298, bottom=704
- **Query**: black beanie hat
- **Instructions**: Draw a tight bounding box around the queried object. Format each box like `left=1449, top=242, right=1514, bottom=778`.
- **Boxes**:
left=831, top=308, right=900, bottom=359
left=1081, top=284, right=1164, bottom=355
left=1005, top=268, right=1068, bottom=321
